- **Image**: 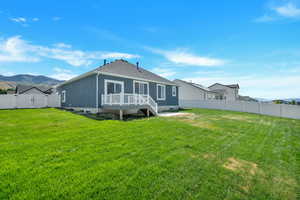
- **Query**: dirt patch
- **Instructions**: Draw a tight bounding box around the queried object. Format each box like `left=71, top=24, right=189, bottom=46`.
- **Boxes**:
left=164, top=112, right=218, bottom=130
left=223, top=157, right=258, bottom=175
left=273, top=176, right=298, bottom=187
left=203, top=153, right=216, bottom=160
left=182, top=119, right=217, bottom=130
left=159, top=112, right=196, bottom=118
left=221, top=115, right=253, bottom=122
left=175, top=113, right=198, bottom=120
left=240, top=185, right=250, bottom=193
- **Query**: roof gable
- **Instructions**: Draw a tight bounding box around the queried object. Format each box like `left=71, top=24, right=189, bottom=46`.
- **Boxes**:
left=17, top=84, right=52, bottom=94
left=96, top=60, right=176, bottom=85
left=174, top=79, right=216, bottom=93
left=58, top=59, right=177, bottom=87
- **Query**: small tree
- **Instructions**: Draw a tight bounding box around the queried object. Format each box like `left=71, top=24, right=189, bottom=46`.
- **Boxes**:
left=274, top=100, right=282, bottom=104
left=0, top=89, right=7, bottom=94
left=291, top=100, right=296, bottom=105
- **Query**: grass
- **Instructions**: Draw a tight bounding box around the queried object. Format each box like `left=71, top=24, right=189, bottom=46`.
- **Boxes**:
left=0, top=108, right=299, bottom=200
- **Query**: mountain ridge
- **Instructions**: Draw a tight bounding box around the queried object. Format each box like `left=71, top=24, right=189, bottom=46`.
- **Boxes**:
left=0, top=74, right=63, bottom=86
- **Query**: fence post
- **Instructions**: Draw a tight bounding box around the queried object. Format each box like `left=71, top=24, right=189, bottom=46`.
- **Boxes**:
left=14, top=94, right=18, bottom=109
left=280, top=104, right=282, bottom=117
left=45, top=95, right=48, bottom=107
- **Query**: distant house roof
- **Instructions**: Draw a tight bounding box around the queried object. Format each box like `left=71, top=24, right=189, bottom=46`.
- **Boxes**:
left=174, top=79, right=217, bottom=93
left=58, top=59, right=177, bottom=87
left=209, top=83, right=240, bottom=89
left=16, top=84, right=53, bottom=94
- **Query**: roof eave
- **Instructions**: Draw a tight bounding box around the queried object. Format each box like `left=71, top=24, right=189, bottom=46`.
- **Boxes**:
left=57, top=70, right=178, bottom=88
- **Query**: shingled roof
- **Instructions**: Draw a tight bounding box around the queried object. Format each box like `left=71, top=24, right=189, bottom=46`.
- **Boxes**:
left=59, top=59, right=177, bottom=86
left=16, top=84, right=53, bottom=94
left=174, top=79, right=216, bottom=92
left=209, top=83, right=240, bottom=89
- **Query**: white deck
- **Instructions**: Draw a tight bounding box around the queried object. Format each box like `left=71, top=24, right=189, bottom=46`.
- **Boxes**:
left=101, top=93, right=158, bottom=115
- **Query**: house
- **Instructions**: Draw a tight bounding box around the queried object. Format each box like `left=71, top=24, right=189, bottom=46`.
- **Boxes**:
left=16, top=84, right=53, bottom=95
left=208, top=83, right=239, bottom=101
left=173, top=79, right=217, bottom=101
left=174, top=79, right=240, bottom=102
left=57, top=59, right=179, bottom=117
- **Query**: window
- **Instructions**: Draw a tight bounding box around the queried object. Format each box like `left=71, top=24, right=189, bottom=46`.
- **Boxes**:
left=172, top=86, right=177, bottom=97
left=134, top=81, right=148, bottom=95
left=61, top=90, right=66, bottom=103
left=157, top=84, right=166, bottom=100
left=104, top=80, right=124, bottom=94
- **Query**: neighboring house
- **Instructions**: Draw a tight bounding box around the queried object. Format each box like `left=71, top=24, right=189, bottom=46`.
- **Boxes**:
left=173, top=79, right=217, bottom=101
left=57, top=59, right=179, bottom=116
left=208, top=83, right=239, bottom=101
left=16, top=84, right=53, bottom=95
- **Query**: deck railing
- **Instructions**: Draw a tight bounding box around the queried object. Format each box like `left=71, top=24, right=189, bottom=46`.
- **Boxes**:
left=101, top=93, right=158, bottom=114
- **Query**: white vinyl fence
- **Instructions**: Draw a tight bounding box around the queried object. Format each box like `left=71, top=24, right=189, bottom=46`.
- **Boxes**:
left=180, top=99, right=300, bottom=120
left=0, top=94, right=61, bottom=109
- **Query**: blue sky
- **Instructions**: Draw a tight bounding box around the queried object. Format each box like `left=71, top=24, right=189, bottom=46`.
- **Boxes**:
left=0, top=0, right=300, bottom=99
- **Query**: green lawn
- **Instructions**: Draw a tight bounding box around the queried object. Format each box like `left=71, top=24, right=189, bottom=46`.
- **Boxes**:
left=0, top=108, right=299, bottom=200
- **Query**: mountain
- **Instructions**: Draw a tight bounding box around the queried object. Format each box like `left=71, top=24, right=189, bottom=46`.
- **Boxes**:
left=0, top=81, right=17, bottom=90
left=0, top=74, right=63, bottom=86
left=254, top=97, right=272, bottom=102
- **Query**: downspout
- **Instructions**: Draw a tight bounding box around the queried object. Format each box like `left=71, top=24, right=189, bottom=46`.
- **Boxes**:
left=96, top=71, right=100, bottom=113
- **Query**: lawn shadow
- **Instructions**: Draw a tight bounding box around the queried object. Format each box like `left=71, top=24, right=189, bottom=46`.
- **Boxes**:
left=58, top=108, right=153, bottom=121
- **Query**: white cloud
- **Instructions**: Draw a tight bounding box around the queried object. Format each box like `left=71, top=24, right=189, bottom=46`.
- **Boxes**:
left=147, top=47, right=226, bottom=66
left=151, top=67, right=176, bottom=78
left=273, top=2, right=300, bottom=18
left=0, top=36, right=40, bottom=62
left=52, top=17, right=62, bottom=21
left=0, top=71, right=16, bottom=76
left=53, top=43, right=72, bottom=49
left=254, top=15, right=276, bottom=22
left=183, top=74, right=300, bottom=99
left=50, top=67, right=77, bottom=80
left=10, top=17, right=26, bottom=23
left=32, top=18, right=39, bottom=22
left=0, top=35, right=140, bottom=66
left=100, top=52, right=140, bottom=59
left=255, top=2, right=300, bottom=22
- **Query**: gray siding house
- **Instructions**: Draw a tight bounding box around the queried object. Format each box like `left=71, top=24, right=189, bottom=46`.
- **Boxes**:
left=174, top=79, right=217, bottom=101
left=57, top=59, right=179, bottom=116
left=208, top=83, right=239, bottom=101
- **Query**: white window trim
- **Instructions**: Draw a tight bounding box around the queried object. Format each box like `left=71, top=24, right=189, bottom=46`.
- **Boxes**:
left=61, top=90, right=66, bottom=103
left=172, top=86, right=177, bottom=97
left=157, top=84, right=166, bottom=101
left=133, top=80, right=149, bottom=95
left=104, top=79, right=124, bottom=95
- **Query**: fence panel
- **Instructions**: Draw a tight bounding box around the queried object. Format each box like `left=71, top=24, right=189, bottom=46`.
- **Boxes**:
left=0, top=94, right=61, bottom=109
left=0, top=95, right=16, bottom=109
left=260, top=103, right=281, bottom=117
left=180, top=99, right=300, bottom=119
left=281, top=104, right=300, bottom=119
left=47, top=94, right=61, bottom=107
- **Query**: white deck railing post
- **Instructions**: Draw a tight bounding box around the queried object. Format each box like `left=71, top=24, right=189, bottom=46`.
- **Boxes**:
left=101, top=93, right=158, bottom=115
